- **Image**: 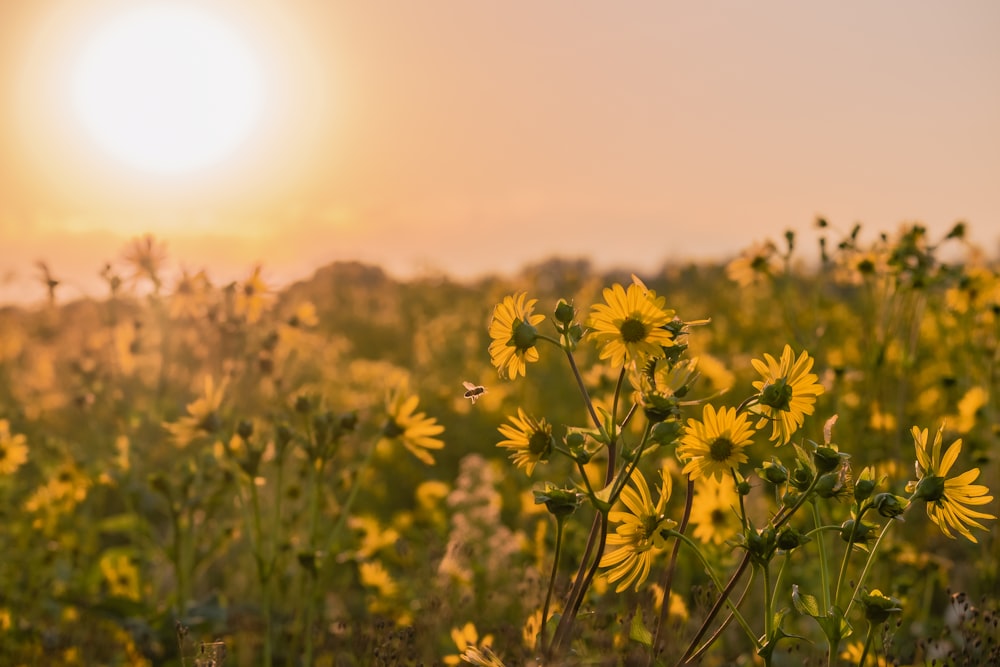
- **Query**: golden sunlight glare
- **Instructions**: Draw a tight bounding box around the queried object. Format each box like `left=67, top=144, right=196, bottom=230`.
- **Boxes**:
left=70, top=4, right=263, bottom=175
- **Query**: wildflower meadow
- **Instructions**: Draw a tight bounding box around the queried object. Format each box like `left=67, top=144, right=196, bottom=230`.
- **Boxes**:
left=0, top=221, right=997, bottom=666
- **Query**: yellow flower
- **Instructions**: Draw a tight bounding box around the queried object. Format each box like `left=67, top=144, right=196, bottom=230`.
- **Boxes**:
left=906, top=425, right=996, bottom=543
left=588, top=276, right=675, bottom=368
left=99, top=552, right=141, bottom=601
left=725, top=240, right=777, bottom=287
left=358, top=560, right=398, bottom=597
left=488, top=292, right=546, bottom=379
left=234, top=265, right=271, bottom=324
left=381, top=389, right=445, bottom=465
left=164, top=376, right=227, bottom=447
left=839, top=640, right=892, bottom=666
left=122, top=233, right=168, bottom=290
left=169, top=269, right=213, bottom=320
left=751, top=345, right=825, bottom=445
left=444, top=622, right=495, bottom=666
left=0, top=420, right=29, bottom=475
left=688, top=475, right=740, bottom=545
left=600, top=469, right=676, bottom=592
left=677, top=404, right=755, bottom=481
left=496, top=408, right=554, bottom=476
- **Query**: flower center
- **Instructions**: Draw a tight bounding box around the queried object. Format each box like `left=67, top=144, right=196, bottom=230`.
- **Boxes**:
left=619, top=317, right=647, bottom=343
left=528, top=430, right=553, bottom=458
left=382, top=418, right=405, bottom=439
left=708, top=437, right=735, bottom=462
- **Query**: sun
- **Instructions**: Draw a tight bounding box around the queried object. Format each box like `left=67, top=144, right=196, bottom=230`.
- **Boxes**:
left=71, top=4, right=264, bottom=175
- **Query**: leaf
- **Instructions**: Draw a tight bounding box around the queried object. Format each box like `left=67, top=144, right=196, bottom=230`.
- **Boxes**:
left=629, top=608, right=653, bottom=646
left=792, top=584, right=821, bottom=618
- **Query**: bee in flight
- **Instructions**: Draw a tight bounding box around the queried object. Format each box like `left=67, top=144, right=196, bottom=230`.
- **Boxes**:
left=462, top=381, right=487, bottom=404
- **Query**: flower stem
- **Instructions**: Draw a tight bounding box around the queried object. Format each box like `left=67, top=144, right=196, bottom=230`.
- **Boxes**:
left=539, top=516, right=565, bottom=652
left=650, top=477, right=694, bottom=664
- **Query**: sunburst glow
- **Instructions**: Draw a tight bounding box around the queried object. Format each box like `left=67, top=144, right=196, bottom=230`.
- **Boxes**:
left=70, top=4, right=263, bottom=174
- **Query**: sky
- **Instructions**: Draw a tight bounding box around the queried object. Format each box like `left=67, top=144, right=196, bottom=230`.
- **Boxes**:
left=1, top=1, right=999, bottom=304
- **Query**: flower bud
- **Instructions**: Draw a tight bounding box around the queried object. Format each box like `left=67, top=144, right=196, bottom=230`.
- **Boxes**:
left=840, top=519, right=876, bottom=544
left=534, top=484, right=582, bottom=518
left=860, top=589, right=902, bottom=624
left=650, top=419, right=683, bottom=446
left=871, top=492, right=908, bottom=519
left=776, top=527, right=810, bottom=552
left=554, top=299, right=575, bottom=325
left=757, top=458, right=788, bottom=485
left=813, top=446, right=846, bottom=474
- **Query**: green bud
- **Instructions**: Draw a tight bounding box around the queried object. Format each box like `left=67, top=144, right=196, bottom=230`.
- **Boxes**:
left=776, top=527, right=810, bottom=552
left=860, top=589, right=903, bottom=624
left=649, top=419, right=683, bottom=446
left=747, top=527, right=776, bottom=565
left=790, top=464, right=814, bottom=492
left=840, top=519, right=876, bottom=544
left=758, top=458, right=788, bottom=485
left=813, top=446, right=846, bottom=474
left=736, top=479, right=752, bottom=497
left=871, top=492, right=908, bottom=519
left=854, top=477, right=877, bottom=503
left=814, top=471, right=845, bottom=499
left=534, top=484, right=582, bottom=518
left=554, top=299, right=575, bottom=325
left=294, top=395, right=312, bottom=414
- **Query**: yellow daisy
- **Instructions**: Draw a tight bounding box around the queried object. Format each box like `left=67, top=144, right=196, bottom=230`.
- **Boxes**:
left=588, top=276, right=675, bottom=369
left=496, top=408, right=554, bottom=476
left=164, top=375, right=227, bottom=447
left=600, top=469, right=676, bottom=592
left=444, top=622, right=495, bottom=666
left=906, top=425, right=996, bottom=543
left=0, top=420, right=29, bottom=475
left=725, top=240, right=777, bottom=287
left=234, top=264, right=271, bottom=324
left=751, top=345, right=825, bottom=445
left=688, top=475, right=740, bottom=545
left=677, top=404, right=756, bottom=481
left=380, top=389, right=445, bottom=465
left=488, top=292, right=546, bottom=379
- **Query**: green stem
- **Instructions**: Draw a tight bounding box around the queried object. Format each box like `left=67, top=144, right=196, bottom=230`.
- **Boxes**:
left=539, top=516, right=565, bottom=652
left=650, top=478, right=695, bottom=665
left=842, top=519, right=896, bottom=621
left=833, top=505, right=866, bottom=611
left=811, top=502, right=831, bottom=615
left=856, top=622, right=876, bottom=666
left=667, top=529, right=757, bottom=647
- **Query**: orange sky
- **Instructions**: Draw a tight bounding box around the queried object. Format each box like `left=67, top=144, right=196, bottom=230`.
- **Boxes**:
left=2, top=1, right=999, bottom=304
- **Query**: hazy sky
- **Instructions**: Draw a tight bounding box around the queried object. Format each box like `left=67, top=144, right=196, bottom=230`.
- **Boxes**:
left=2, top=1, right=999, bottom=302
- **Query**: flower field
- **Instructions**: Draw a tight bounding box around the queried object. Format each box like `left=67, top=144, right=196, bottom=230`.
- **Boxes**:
left=0, top=222, right=997, bottom=666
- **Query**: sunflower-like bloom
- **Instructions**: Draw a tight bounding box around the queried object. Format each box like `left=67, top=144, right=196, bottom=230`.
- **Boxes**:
left=588, top=276, right=675, bottom=369
left=600, top=469, right=676, bottom=593
left=0, top=420, right=29, bottom=475
left=677, top=404, right=756, bottom=481
left=164, top=376, right=227, bottom=447
left=751, top=345, right=825, bottom=445
left=497, top=408, right=554, bottom=476
left=688, top=475, right=740, bottom=545
left=234, top=265, right=271, bottom=324
left=905, top=425, right=995, bottom=543
left=725, top=240, right=777, bottom=287
left=444, top=623, right=495, bottom=666
left=488, top=293, right=546, bottom=379
left=380, top=390, right=445, bottom=465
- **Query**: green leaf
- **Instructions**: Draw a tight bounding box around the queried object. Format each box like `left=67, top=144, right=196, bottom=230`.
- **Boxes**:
left=629, top=608, right=653, bottom=646
left=792, top=584, right=821, bottom=618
